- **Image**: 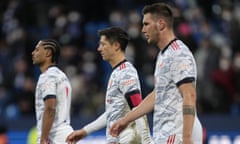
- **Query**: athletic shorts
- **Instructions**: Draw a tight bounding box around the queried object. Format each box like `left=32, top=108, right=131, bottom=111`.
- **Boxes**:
left=48, top=126, right=73, bottom=144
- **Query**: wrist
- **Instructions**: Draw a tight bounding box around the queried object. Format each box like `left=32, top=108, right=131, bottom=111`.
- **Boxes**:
left=183, top=134, right=192, bottom=138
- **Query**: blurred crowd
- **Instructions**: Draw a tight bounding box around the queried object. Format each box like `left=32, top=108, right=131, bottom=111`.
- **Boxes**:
left=0, top=0, right=240, bottom=122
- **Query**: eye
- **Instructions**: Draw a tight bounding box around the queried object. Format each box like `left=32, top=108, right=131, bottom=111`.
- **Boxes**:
left=33, top=48, right=38, bottom=52
left=99, top=42, right=106, bottom=48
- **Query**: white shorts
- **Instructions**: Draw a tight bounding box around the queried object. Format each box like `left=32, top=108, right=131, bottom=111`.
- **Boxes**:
left=172, top=117, right=203, bottom=144
left=119, top=127, right=141, bottom=144
left=48, top=126, right=73, bottom=144
left=192, top=117, right=203, bottom=144
left=107, top=126, right=141, bottom=144
left=156, top=117, right=203, bottom=144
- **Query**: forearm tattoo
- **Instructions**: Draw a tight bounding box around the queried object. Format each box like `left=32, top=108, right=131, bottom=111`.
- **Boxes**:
left=183, top=105, right=195, bottom=116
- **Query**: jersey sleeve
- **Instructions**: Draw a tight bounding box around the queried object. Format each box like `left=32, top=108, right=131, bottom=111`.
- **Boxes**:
left=84, top=112, right=107, bottom=134
left=119, top=68, right=142, bottom=109
left=41, top=75, right=57, bottom=100
left=170, top=51, right=196, bottom=87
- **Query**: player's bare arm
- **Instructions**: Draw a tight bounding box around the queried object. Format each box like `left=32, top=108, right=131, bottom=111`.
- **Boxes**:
left=110, top=90, right=155, bottom=137
left=179, top=82, right=196, bottom=144
left=41, top=97, right=56, bottom=144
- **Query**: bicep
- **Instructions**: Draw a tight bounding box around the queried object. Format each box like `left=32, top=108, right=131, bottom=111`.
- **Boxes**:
left=44, top=96, right=57, bottom=110
left=178, top=82, right=196, bottom=104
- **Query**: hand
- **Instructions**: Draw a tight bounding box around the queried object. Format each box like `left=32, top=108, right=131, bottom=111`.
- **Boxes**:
left=110, top=118, right=128, bottom=137
left=65, top=129, right=87, bottom=144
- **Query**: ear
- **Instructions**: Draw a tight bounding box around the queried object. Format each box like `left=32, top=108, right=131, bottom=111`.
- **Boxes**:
left=113, top=42, right=121, bottom=51
left=45, top=49, right=52, bottom=58
left=157, top=19, right=165, bottom=31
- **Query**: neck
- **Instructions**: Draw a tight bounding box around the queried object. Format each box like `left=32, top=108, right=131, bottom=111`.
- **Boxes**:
left=157, top=29, right=176, bottom=50
left=109, top=52, right=126, bottom=68
left=40, top=62, right=55, bottom=73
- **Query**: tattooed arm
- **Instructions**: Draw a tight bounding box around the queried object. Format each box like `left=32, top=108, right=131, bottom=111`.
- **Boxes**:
left=179, top=82, right=196, bottom=144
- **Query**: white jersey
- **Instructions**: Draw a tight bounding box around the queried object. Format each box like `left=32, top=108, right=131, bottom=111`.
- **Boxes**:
left=105, top=60, right=151, bottom=144
left=35, top=66, right=73, bottom=143
left=153, top=39, right=202, bottom=143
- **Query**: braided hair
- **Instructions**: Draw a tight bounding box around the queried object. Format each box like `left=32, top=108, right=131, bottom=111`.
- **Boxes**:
left=41, top=39, right=61, bottom=63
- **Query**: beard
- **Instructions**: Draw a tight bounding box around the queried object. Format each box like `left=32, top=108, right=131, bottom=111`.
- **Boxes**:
left=147, top=29, right=159, bottom=46
left=147, top=37, right=158, bottom=46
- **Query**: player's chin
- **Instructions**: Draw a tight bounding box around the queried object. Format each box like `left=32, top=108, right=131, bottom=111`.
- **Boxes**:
left=101, top=56, right=108, bottom=61
left=147, top=39, right=153, bottom=44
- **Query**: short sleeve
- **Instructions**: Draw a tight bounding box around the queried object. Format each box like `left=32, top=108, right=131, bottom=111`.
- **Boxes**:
left=41, top=75, right=57, bottom=99
left=119, top=69, right=140, bottom=95
left=170, top=51, right=196, bottom=86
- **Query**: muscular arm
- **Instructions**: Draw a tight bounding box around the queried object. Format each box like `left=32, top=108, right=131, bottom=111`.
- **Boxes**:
left=110, top=90, right=155, bottom=136
left=124, top=90, right=155, bottom=123
left=41, top=97, right=56, bottom=143
left=178, top=82, right=196, bottom=142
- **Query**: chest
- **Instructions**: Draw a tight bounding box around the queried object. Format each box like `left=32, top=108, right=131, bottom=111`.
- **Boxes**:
left=154, top=54, right=172, bottom=84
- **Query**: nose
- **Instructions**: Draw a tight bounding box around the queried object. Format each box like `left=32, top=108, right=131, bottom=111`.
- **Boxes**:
left=32, top=50, right=36, bottom=56
left=97, top=46, right=101, bottom=51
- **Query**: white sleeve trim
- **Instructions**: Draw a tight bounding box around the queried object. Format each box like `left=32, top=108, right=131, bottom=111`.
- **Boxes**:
left=83, top=112, right=107, bottom=134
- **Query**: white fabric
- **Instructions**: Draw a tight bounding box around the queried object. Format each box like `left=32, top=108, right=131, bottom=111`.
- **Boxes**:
left=35, top=66, right=73, bottom=143
left=153, top=39, right=202, bottom=143
left=135, top=116, right=153, bottom=144
left=48, top=125, right=73, bottom=144
left=84, top=112, right=107, bottom=134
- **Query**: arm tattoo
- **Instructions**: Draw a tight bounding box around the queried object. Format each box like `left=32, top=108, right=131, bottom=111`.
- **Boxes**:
left=183, top=105, right=195, bottom=116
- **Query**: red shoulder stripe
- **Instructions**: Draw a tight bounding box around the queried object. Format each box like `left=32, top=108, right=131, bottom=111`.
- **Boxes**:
left=171, top=41, right=180, bottom=51
left=120, top=63, right=126, bottom=70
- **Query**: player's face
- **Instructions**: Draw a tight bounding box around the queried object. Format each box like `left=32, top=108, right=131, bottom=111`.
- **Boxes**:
left=32, top=41, right=49, bottom=65
left=97, top=36, right=115, bottom=61
left=142, top=13, right=160, bottom=45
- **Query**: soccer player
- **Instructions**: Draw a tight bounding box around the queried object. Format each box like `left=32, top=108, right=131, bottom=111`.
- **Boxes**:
left=32, top=39, right=73, bottom=144
left=66, top=27, right=152, bottom=144
left=110, top=3, right=203, bottom=144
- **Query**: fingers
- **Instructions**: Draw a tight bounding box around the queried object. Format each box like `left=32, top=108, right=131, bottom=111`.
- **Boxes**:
left=66, top=129, right=87, bottom=144
left=65, top=132, right=77, bottom=144
left=65, top=138, right=77, bottom=144
left=110, top=123, right=120, bottom=137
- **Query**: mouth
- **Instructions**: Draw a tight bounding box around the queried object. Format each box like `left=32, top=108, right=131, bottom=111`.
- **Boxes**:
left=144, top=34, right=149, bottom=39
left=32, top=57, right=36, bottom=62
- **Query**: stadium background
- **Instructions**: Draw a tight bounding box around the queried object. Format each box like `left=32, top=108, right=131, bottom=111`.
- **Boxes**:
left=0, top=0, right=240, bottom=143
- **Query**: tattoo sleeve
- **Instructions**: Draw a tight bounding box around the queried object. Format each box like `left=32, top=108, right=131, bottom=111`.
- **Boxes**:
left=183, top=105, right=195, bottom=116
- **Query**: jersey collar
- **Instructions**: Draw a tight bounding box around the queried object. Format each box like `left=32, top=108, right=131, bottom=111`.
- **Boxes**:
left=48, top=64, right=57, bottom=69
left=113, top=59, right=127, bottom=70
left=161, top=38, right=178, bottom=54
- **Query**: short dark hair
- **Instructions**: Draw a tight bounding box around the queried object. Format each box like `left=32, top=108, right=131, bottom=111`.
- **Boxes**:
left=142, top=3, right=174, bottom=28
left=98, top=27, right=129, bottom=51
left=41, top=39, right=60, bottom=63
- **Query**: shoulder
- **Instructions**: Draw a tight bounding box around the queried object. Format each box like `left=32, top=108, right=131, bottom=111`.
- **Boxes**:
left=168, top=40, right=185, bottom=52
left=166, top=40, right=193, bottom=58
left=117, top=61, right=137, bottom=73
left=43, top=67, right=62, bottom=79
